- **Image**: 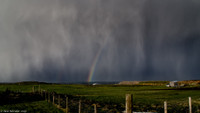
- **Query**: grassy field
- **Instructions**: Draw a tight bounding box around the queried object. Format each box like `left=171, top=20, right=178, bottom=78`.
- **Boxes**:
left=0, top=82, right=200, bottom=112
left=0, top=101, right=64, bottom=113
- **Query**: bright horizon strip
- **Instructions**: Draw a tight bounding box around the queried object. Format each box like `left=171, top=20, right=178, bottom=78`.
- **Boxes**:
left=87, top=45, right=104, bottom=82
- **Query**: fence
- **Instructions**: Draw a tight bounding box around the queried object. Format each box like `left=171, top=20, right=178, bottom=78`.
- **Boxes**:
left=39, top=91, right=107, bottom=113
left=31, top=86, right=198, bottom=113
left=2, top=86, right=198, bottom=113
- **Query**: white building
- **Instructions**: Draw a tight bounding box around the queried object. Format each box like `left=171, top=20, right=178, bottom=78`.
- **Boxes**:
left=166, top=81, right=178, bottom=87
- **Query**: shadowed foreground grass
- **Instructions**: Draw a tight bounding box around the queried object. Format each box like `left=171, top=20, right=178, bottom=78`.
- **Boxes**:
left=0, top=101, right=64, bottom=113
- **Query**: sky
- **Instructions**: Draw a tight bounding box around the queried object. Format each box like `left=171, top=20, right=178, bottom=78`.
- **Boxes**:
left=0, top=0, right=200, bottom=82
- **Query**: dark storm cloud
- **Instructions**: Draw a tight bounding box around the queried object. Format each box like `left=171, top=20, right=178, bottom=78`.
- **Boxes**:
left=0, top=0, right=200, bottom=82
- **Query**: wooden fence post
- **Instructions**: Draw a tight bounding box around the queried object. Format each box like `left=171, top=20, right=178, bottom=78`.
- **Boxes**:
left=58, top=95, right=61, bottom=108
left=79, top=100, right=81, bottom=113
left=126, top=94, right=133, bottom=113
left=94, top=104, right=97, bottom=113
left=48, top=92, right=50, bottom=102
left=66, top=96, right=68, bottom=113
left=53, top=94, right=55, bottom=104
left=32, top=86, right=35, bottom=93
left=41, top=90, right=44, bottom=99
left=189, top=97, right=192, bottom=113
left=39, top=85, right=40, bottom=94
left=164, top=101, right=167, bottom=113
left=45, top=91, right=47, bottom=101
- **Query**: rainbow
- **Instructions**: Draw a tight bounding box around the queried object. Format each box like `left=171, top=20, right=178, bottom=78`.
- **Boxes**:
left=87, top=46, right=103, bottom=82
left=87, top=35, right=109, bottom=82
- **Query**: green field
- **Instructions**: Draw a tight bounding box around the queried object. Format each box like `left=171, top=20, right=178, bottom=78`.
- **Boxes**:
left=0, top=82, right=200, bottom=113
left=0, top=101, right=64, bottom=113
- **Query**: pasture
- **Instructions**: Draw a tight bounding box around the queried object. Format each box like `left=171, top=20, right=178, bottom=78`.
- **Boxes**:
left=0, top=82, right=200, bottom=112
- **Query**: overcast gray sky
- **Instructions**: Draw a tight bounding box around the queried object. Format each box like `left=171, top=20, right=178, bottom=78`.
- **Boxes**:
left=0, top=0, right=200, bottom=82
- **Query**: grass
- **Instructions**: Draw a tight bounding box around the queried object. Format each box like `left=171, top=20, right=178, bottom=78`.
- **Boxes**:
left=0, top=101, right=64, bottom=113
left=1, top=84, right=200, bottom=104
left=0, top=83, right=200, bottom=112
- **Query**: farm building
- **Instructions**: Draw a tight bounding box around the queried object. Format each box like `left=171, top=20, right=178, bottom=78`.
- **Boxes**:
left=166, top=81, right=178, bottom=87
left=92, top=83, right=99, bottom=85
